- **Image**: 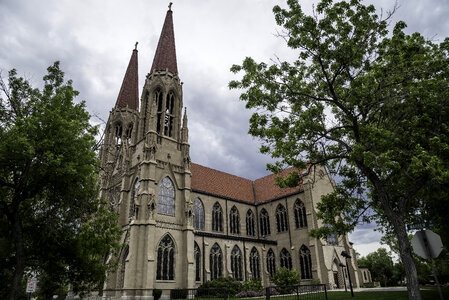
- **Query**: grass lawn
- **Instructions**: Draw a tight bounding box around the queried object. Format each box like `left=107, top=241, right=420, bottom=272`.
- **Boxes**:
left=327, top=287, right=448, bottom=300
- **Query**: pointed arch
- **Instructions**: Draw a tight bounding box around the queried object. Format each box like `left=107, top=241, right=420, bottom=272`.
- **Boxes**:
left=229, top=205, right=240, bottom=234
left=294, top=199, right=307, bottom=229
left=193, top=198, right=204, bottom=230
left=158, top=176, right=175, bottom=215
left=280, top=248, right=292, bottom=270
left=267, top=248, right=276, bottom=278
left=299, top=245, right=312, bottom=279
left=164, top=90, right=176, bottom=137
left=231, top=245, right=243, bottom=281
left=129, top=178, right=140, bottom=218
left=156, top=234, right=175, bottom=280
left=154, top=87, right=163, bottom=134
left=259, top=208, right=271, bottom=236
left=276, top=204, right=288, bottom=233
left=210, top=243, right=223, bottom=280
left=114, top=122, right=123, bottom=146
left=249, top=247, right=260, bottom=279
left=194, top=242, right=201, bottom=282
left=246, top=209, right=255, bottom=236
left=212, top=202, right=223, bottom=232
left=118, top=245, right=129, bottom=289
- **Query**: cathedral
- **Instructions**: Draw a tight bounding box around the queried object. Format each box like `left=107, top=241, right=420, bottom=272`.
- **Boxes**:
left=99, top=5, right=363, bottom=299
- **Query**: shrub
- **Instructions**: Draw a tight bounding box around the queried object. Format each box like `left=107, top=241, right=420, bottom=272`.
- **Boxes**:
left=271, top=268, right=301, bottom=294
left=236, top=290, right=264, bottom=298
left=198, top=276, right=242, bottom=297
left=310, top=278, right=321, bottom=285
left=153, top=289, right=162, bottom=300
left=242, top=278, right=263, bottom=292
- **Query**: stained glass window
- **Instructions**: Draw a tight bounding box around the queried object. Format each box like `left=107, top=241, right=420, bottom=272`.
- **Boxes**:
left=156, top=235, right=175, bottom=280
left=267, top=249, right=276, bottom=278
left=280, top=248, right=292, bottom=270
left=249, top=247, right=260, bottom=279
left=193, top=198, right=205, bottom=230
left=231, top=245, right=243, bottom=281
left=294, top=199, right=307, bottom=229
left=276, top=204, right=288, bottom=233
left=260, top=208, right=271, bottom=236
left=246, top=210, right=255, bottom=236
left=158, top=177, right=175, bottom=215
left=210, top=243, right=222, bottom=280
left=212, top=202, right=223, bottom=232
left=299, top=245, right=313, bottom=279
left=194, top=242, right=201, bottom=281
left=229, top=206, right=240, bottom=234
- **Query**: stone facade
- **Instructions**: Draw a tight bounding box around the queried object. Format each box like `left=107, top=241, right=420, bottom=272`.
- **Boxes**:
left=100, top=7, right=362, bottom=300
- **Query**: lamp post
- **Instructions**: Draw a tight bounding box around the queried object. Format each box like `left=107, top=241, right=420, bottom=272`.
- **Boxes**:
left=339, top=262, right=347, bottom=292
left=341, top=251, right=354, bottom=297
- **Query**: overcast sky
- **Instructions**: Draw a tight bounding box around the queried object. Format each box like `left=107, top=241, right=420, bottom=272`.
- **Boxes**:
left=1, top=0, right=447, bottom=259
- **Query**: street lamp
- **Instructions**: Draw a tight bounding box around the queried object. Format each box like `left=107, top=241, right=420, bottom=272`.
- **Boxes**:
left=341, top=251, right=354, bottom=297
left=339, top=262, right=347, bottom=292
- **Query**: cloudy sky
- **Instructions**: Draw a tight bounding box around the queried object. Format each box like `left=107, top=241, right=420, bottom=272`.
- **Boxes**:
left=1, top=0, right=448, bottom=258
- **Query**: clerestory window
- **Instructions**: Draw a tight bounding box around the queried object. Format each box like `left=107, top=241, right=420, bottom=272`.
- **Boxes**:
left=193, top=198, right=205, bottom=230
left=294, top=199, right=307, bottom=229
left=229, top=206, right=240, bottom=234
left=259, top=208, right=271, bottom=236
left=246, top=209, right=255, bottom=236
left=212, top=202, right=223, bottom=232
left=276, top=204, right=288, bottom=233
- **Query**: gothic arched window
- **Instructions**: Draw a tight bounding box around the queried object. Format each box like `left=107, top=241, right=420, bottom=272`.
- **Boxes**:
left=280, top=248, right=292, bottom=270
left=229, top=206, right=240, bottom=234
left=249, top=247, right=260, bottom=279
left=118, top=246, right=128, bottom=288
left=210, top=243, right=223, bottom=280
left=158, top=177, right=175, bottom=215
left=129, top=178, right=140, bottom=218
left=246, top=209, right=255, bottom=236
left=164, top=91, right=175, bottom=137
left=115, top=122, right=123, bottom=146
left=154, top=88, right=163, bottom=134
left=294, top=199, right=307, bottom=229
left=260, top=208, right=271, bottom=236
left=125, top=123, right=133, bottom=145
left=193, top=198, right=205, bottom=230
left=231, top=245, right=243, bottom=281
left=299, top=245, right=313, bottom=279
left=276, top=204, right=288, bottom=233
left=194, top=242, right=201, bottom=282
left=267, top=248, right=276, bottom=278
left=212, top=202, right=223, bottom=232
left=156, top=235, right=175, bottom=280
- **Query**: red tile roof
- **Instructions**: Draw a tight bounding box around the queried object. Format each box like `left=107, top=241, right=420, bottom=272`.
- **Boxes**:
left=115, top=49, right=139, bottom=110
left=151, top=10, right=178, bottom=75
left=190, top=163, right=302, bottom=204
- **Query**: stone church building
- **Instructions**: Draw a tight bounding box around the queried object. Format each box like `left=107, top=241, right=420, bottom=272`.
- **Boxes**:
left=100, top=6, right=363, bottom=299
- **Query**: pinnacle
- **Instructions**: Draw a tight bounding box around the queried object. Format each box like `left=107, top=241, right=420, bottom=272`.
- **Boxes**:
left=115, top=46, right=139, bottom=110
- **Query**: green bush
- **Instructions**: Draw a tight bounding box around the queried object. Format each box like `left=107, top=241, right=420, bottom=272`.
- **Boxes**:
left=310, top=278, right=321, bottom=285
left=271, top=268, right=301, bottom=294
left=198, top=276, right=242, bottom=296
left=242, top=278, right=263, bottom=292
left=153, top=288, right=162, bottom=300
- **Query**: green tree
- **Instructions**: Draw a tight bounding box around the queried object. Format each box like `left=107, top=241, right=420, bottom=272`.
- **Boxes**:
left=0, top=62, right=122, bottom=300
left=358, top=248, right=394, bottom=286
left=271, top=267, right=301, bottom=294
left=229, top=0, right=449, bottom=299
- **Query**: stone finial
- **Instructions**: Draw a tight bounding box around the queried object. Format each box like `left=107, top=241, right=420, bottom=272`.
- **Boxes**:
left=168, top=2, right=173, bottom=11
left=135, top=41, right=138, bottom=50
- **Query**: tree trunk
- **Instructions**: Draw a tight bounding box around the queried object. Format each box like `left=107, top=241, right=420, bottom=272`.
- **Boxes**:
left=9, top=205, right=26, bottom=300
left=391, top=216, right=422, bottom=300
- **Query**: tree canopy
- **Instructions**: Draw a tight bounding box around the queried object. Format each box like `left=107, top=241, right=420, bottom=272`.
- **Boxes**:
left=230, top=0, right=449, bottom=299
left=0, top=62, right=122, bottom=300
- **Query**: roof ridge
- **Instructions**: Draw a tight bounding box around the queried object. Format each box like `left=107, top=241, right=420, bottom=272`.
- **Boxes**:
left=191, top=162, right=253, bottom=182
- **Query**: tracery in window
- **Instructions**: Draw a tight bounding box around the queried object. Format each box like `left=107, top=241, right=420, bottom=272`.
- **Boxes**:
left=276, top=204, right=289, bottom=233
left=158, top=177, right=175, bottom=215
left=118, top=246, right=128, bottom=288
left=267, top=249, right=276, bottom=278
left=115, top=123, right=123, bottom=146
left=249, top=247, right=260, bottom=279
left=142, top=91, right=149, bottom=135
left=193, top=198, right=205, bottom=230
left=229, top=205, right=240, bottom=234
left=125, top=123, right=133, bottom=145
left=246, top=209, right=255, bottom=236
left=154, top=88, right=163, bottom=134
left=129, top=178, right=140, bottom=218
left=164, top=91, right=175, bottom=137
left=294, top=199, right=307, bottom=229
left=280, top=248, right=292, bottom=270
left=210, top=243, right=223, bottom=280
left=156, top=235, right=175, bottom=280
left=299, top=245, right=312, bottom=279
left=212, top=202, right=223, bottom=232
left=231, top=245, right=243, bottom=281
left=259, top=208, right=271, bottom=236
left=194, top=242, right=201, bottom=282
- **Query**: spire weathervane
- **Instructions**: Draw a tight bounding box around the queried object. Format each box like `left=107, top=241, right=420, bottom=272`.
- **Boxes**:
left=168, top=2, right=172, bottom=11
left=135, top=41, right=138, bottom=50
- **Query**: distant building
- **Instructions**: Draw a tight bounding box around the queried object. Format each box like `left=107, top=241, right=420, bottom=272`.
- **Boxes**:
left=100, top=6, right=362, bottom=299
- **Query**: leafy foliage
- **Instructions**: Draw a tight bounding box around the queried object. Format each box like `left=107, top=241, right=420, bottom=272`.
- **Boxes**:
left=230, top=0, right=449, bottom=299
left=358, top=248, right=394, bottom=286
left=198, top=277, right=242, bottom=297
left=270, top=267, right=301, bottom=293
left=0, top=62, right=122, bottom=299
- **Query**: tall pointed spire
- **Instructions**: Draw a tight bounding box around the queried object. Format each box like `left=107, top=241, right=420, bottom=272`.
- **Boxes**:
left=150, top=4, right=178, bottom=74
left=115, top=44, right=139, bottom=110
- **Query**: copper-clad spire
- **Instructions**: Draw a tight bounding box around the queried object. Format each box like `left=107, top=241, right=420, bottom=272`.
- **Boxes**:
left=115, top=45, right=139, bottom=110
left=150, top=4, right=178, bottom=74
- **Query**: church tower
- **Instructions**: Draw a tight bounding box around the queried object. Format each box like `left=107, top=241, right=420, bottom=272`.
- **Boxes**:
left=102, top=5, right=195, bottom=299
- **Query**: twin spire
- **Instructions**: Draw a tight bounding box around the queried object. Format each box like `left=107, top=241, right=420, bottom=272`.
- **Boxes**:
left=115, top=4, right=178, bottom=109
